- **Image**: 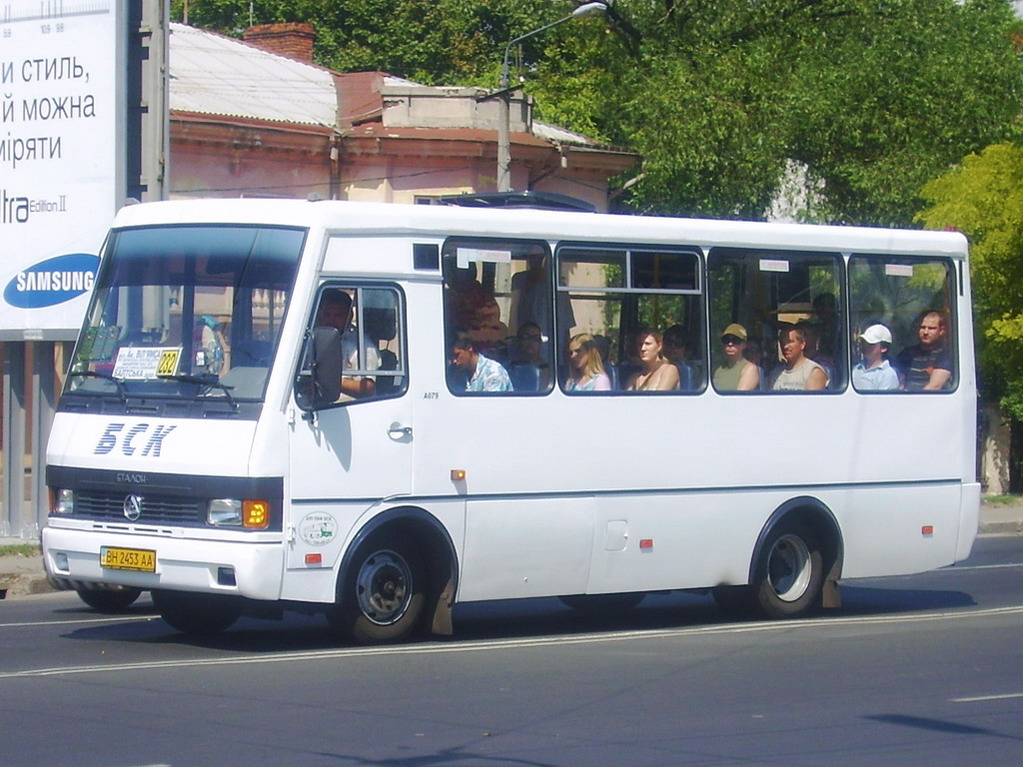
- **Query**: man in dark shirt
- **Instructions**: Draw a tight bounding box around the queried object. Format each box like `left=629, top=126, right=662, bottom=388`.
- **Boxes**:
left=896, top=311, right=952, bottom=391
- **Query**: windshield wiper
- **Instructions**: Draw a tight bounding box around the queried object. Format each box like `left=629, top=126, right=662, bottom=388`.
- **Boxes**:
left=69, top=369, right=128, bottom=403
left=160, top=373, right=238, bottom=410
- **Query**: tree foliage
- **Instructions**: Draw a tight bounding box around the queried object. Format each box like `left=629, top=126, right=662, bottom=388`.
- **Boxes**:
left=917, top=143, right=1023, bottom=414
left=172, top=0, right=1023, bottom=224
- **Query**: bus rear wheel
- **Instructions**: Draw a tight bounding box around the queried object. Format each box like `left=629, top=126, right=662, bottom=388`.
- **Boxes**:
left=151, top=590, right=241, bottom=636
left=752, top=522, right=823, bottom=619
left=332, top=536, right=425, bottom=644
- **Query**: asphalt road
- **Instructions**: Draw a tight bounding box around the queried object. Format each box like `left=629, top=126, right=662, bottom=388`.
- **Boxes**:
left=0, top=536, right=1020, bottom=767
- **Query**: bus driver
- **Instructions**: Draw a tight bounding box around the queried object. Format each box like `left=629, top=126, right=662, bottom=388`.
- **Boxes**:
left=317, top=288, right=380, bottom=399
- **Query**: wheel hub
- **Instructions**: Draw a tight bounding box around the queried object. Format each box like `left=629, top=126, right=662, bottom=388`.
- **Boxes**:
left=355, top=550, right=412, bottom=625
left=767, top=533, right=812, bottom=603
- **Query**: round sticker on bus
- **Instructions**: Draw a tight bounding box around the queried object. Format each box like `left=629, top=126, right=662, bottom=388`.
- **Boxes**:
left=299, top=512, right=337, bottom=546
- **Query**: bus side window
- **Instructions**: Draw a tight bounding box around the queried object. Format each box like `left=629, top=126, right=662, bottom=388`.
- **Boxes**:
left=707, top=248, right=845, bottom=393
left=307, top=285, right=406, bottom=404
left=557, top=246, right=704, bottom=394
left=442, top=238, right=554, bottom=395
left=848, top=257, right=956, bottom=393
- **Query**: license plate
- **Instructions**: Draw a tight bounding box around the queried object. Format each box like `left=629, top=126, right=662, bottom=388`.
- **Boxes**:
left=100, top=546, right=156, bottom=573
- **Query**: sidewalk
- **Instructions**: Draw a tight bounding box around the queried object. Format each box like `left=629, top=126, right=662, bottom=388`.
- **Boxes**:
left=3, top=499, right=1022, bottom=600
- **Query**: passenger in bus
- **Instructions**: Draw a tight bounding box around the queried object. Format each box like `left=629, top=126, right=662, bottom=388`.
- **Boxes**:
left=317, top=289, right=380, bottom=399
left=468, top=297, right=509, bottom=358
left=852, top=324, right=899, bottom=391
left=450, top=334, right=513, bottom=392
left=565, top=333, right=612, bottom=392
left=771, top=326, right=828, bottom=391
left=895, top=311, right=952, bottom=391
left=626, top=331, right=681, bottom=391
left=507, top=322, right=551, bottom=391
left=662, top=324, right=694, bottom=390
left=509, top=251, right=574, bottom=353
left=446, top=262, right=490, bottom=331
left=712, top=323, right=760, bottom=391
left=797, top=319, right=835, bottom=384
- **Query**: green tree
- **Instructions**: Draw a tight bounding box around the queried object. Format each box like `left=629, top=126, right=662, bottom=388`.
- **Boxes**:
left=170, top=0, right=560, bottom=83
left=916, top=143, right=1023, bottom=416
left=172, top=0, right=1023, bottom=225
left=596, top=0, right=1023, bottom=223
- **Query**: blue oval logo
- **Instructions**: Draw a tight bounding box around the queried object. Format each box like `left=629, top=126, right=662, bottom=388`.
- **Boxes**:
left=4, top=253, right=99, bottom=309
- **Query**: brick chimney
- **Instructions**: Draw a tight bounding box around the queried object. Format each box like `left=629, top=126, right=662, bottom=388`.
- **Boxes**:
left=243, top=23, right=316, bottom=63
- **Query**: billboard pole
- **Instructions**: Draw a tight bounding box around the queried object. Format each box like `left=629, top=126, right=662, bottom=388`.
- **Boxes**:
left=1, top=1, right=169, bottom=538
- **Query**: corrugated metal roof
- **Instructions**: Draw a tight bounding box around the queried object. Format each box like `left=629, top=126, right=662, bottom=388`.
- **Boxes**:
left=169, top=22, right=337, bottom=128
left=169, top=23, right=628, bottom=155
left=532, top=121, right=598, bottom=148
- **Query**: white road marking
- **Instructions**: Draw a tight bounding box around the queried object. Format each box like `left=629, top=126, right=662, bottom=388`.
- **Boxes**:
left=945, top=562, right=1023, bottom=571
left=1, top=604, right=1021, bottom=680
left=0, top=615, right=156, bottom=629
left=950, top=692, right=1023, bottom=703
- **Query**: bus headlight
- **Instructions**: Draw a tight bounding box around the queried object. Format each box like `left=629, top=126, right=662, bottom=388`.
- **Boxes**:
left=208, top=499, right=270, bottom=529
left=208, top=498, right=242, bottom=526
left=51, top=488, right=75, bottom=515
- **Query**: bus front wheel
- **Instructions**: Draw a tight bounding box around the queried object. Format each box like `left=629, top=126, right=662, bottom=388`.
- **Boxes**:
left=752, top=522, right=823, bottom=619
left=151, top=590, right=241, bottom=635
left=333, top=536, right=426, bottom=644
left=74, top=584, right=143, bottom=613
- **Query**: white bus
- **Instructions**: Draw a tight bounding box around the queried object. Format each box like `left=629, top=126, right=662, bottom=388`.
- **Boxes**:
left=42, top=196, right=980, bottom=642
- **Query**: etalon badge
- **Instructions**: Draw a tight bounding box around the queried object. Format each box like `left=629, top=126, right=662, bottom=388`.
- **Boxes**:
left=123, top=494, right=143, bottom=522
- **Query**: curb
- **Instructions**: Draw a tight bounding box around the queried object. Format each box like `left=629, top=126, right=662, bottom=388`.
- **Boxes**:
left=979, top=521, right=1023, bottom=536
left=0, top=568, right=57, bottom=599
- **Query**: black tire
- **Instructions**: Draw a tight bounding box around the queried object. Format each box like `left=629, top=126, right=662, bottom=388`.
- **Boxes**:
left=331, top=535, right=426, bottom=644
left=151, top=590, right=241, bottom=636
left=711, top=585, right=757, bottom=617
left=75, top=585, right=143, bottom=613
left=751, top=522, right=824, bottom=619
left=558, top=592, right=646, bottom=613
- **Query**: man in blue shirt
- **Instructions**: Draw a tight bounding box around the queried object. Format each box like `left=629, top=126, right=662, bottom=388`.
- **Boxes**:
left=852, top=324, right=899, bottom=391
left=450, top=335, right=512, bottom=392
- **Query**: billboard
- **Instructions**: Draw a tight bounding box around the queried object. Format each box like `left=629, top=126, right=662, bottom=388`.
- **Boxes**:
left=0, top=1, right=125, bottom=340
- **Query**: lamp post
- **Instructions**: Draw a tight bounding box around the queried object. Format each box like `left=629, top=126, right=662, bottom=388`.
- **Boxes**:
left=497, top=2, right=607, bottom=192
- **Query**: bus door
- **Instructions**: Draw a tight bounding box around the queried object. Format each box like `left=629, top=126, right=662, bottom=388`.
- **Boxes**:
left=288, top=284, right=412, bottom=565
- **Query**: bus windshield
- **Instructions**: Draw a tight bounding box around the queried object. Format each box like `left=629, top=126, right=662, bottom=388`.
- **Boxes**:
left=65, top=224, right=305, bottom=411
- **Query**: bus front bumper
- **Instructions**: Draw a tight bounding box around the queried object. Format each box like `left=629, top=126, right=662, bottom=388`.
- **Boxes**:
left=42, top=526, right=285, bottom=601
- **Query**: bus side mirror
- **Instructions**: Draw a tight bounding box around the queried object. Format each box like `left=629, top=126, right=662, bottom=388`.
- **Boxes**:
left=296, top=327, right=342, bottom=410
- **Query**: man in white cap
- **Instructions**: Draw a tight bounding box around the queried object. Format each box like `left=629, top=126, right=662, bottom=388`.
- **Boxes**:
left=852, top=324, right=899, bottom=391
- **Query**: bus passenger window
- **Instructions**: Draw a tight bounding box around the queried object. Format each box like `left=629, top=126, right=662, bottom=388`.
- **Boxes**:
left=557, top=246, right=705, bottom=394
left=848, top=256, right=956, bottom=392
left=708, top=248, right=845, bottom=393
left=442, top=238, right=555, bottom=395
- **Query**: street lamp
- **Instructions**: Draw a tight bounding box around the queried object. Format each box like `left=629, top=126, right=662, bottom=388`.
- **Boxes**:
left=496, top=2, right=607, bottom=192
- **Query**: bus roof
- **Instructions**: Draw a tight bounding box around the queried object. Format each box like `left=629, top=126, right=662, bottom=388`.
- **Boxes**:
left=112, top=198, right=969, bottom=259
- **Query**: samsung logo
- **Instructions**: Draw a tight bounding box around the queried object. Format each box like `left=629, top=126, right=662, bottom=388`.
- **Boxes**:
left=3, top=253, right=99, bottom=309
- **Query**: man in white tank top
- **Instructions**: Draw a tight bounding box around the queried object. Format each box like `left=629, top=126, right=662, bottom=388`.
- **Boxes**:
left=771, top=326, right=829, bottom=391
